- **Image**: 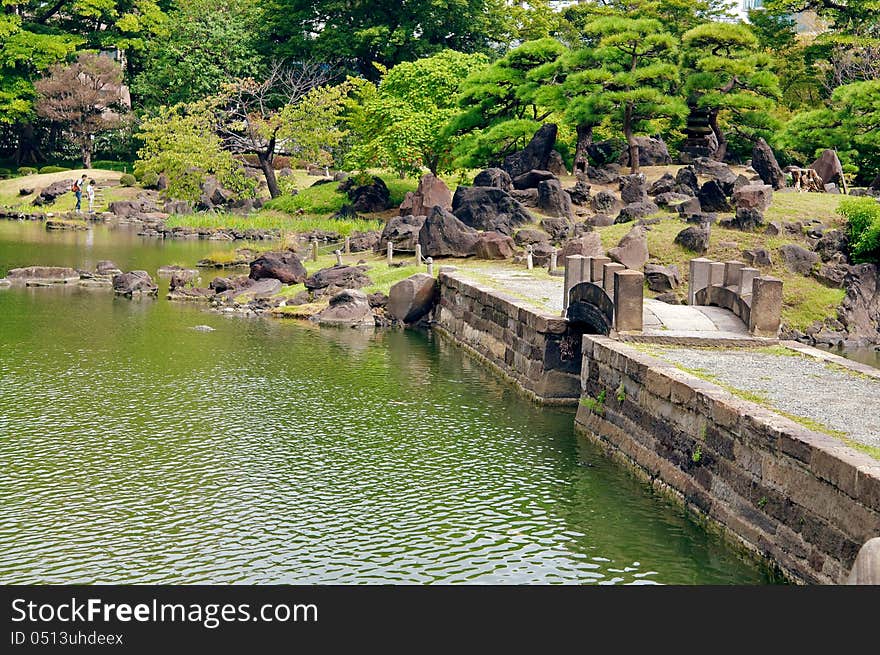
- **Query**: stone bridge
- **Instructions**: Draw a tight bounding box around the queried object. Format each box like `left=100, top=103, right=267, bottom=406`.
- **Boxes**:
left=563, top=255, right=783, bottom=340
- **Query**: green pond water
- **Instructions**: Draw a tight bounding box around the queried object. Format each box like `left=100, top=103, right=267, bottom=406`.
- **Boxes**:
left=0, top=221, right=781, bottom=584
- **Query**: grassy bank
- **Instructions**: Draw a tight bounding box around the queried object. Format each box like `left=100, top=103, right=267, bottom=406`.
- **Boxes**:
left=165, top=210, right=384, bottom=236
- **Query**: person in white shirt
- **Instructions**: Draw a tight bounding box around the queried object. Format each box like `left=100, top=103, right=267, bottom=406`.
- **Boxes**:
left=87, top=179, right=96, bottom=214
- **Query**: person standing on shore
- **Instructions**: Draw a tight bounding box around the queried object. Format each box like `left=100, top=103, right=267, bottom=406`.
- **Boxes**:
left=87, top=179, right=96, bottom=214
left=73, top=174, right=87, bottom=214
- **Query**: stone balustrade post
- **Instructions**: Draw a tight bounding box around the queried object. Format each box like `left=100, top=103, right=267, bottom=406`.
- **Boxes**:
left=387, top=241, right=394, bottom=266
left=311, top=238, right=318, bottom=262
left=526, top=245, right=534, bottom=270
left=749, top=276, right=783, bottom=337
left=426, top=257, right=434, bottom=276
left=344, top=236, right=351, bottom=254
left=724, top=261, right=745, bottom=293
left=613, top=270, right=644, bottom=332
left=591, top=256, right=611, bottom=285
left=334, top=249, right=343, bottom=266
left=739, top=267, right=759, bottom=297
left=709, top=261, right=726, bottom=287
left=602, top=262, right=625, bottom=295
left=563, top=255, right=586, bottom=315
left=549, top=248, right=558, bottom=274
left=688, top=257, right=712, bottom=305
left=415, top=243, right=422, bottom=266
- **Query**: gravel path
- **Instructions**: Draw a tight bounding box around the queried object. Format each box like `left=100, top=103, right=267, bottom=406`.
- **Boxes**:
left=650, top=347, right=880, bottom=449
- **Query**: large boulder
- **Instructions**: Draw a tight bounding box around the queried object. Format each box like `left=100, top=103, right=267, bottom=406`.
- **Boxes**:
left=305, top=265, right=371, bottom=292
left=559, top=232, right=604, bottom=259
left=536, top=179, right=574, bottom=219
left=316, top=289, right=374, bottom=327
left=698, top=179, right=732, bottom=212
left=472, top=168, right=513, bottom=191
left=512, top=169, right=557, bottom=190
left=474, top=232, right=517, bottom=260
left=398, top=173, right=452, bottom=216
left=590, top=190, right=620, bottom=214
left=810, top=149, right=845, bottom=186
left=814, top=229, right=848, bottom=262
left=96, top=260, right=123, bottom=276
left=198, top=176, right=235, bottom=210
left=547, top=150, right=568, bottom=176
left=388, top=273, right=438, bottom=323
left=644, top=264, right=680, bottom=292
left=751, top=138, right=786, bottom=190
left=566, top=180, right=592, bottom=206
left=514, top=228, right=550, bottom=246
left=346, top=230, right=380, bottom=253
left=32, top=180, right=74, bottom=206
left=586, top=166, right=620, bottom=185
left=619, top=173, right=648, bottom=204
left=676, top=196, right=702, bottom=217
left=341, top=176, right=391, bottom=212
left=249, top=250, right=307, bottom=284
left=721, top=207, right=764, bottom=231
left=380, top=214, right=426, bottom=252
left=230, top=277, right=282, bottom=302
left=779, top=244, right=819, bottom=275
left=648, top=173, right=676, bottom=197
left=733, top=184, right=773, bottom=212
left=451, top=186, right=533, bottom=234
left=674, top=225, right=710, bottom=254
left=692, top=157, right=737, bottom=193
left=109, top=199, right=159, bottom=217
left=502, top=123, right=558, bottom=178
left=608, top=225, right=649, bottom=270
left=743, top=248, right=773, bottom=267
left=618, top=136, right=671, bottom=167
left=675, top=166, right=700, bottom=195
left=540, top=217, right=574, bottom=242
left=654, top=192, right=692, bottom=209
left=112, top=270, right=158, bottom=296
left=839, top=264, right=880, bottom=341
left=510, top=188, right=539, bottom=207
left=615, top=201, right=658, bottom=223
left=5, top=266, right=80, bottom=285
left=419, top=206, right=479, bottom=257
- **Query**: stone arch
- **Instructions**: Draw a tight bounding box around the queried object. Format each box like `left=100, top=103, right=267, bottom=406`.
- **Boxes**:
left=566, top=282, right=614, bottom=336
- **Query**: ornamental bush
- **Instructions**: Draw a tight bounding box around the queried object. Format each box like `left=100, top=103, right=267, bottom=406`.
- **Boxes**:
left=838, top=197, right=880, bottom=263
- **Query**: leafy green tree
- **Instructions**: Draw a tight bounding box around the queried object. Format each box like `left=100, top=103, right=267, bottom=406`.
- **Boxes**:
left=576, top=15, right=685, bottom=173
left=132, top=0, right=266, bottom=108
left=345, top=50, right=487, bottom=177
left=779, top=80, right=880, bottom=183
left=681, top=22, right=781, bottom=161
left=135, top=98, right=255, bottom=202
left=262, top=0, right=510, bottom=80
left=216, top=63, right=348, bottom=197
left=445, top=38, right=567, bottom=169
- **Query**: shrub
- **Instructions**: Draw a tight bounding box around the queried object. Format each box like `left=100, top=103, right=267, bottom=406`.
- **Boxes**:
left=838, top=197, right=880, bottom=263
left=0, top=168, right=12, bottom=179
left=119, top=173, right=136, bottom=187
left=141, top=171, right=160, bottom=188
left=39, top=166, right=71, bottom=174
left=17, top=166, right=37, bottom=175
left=92, top=160, right=132, bottom=173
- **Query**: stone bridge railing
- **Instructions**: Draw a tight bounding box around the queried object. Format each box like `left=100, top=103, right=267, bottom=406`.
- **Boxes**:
left=688, top=258, right=782, bottom=337
left=563, top=255, right=644, bottom=334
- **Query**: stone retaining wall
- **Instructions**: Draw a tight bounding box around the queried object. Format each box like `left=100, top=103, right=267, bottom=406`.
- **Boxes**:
left=575, top=335, right=880, bottom=584
left=435, top=272, right=581, bottom=404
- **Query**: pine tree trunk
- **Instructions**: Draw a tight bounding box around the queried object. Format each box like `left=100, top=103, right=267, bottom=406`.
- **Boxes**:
left=82, top=146, right=92, bottom=169
left=624, top=104, right=639, bottom=174
left=259, top=152, right=280, bottom=199
left=573, top=123, right=593, bottom=177
left=708, top=110, right=728, bottom=162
